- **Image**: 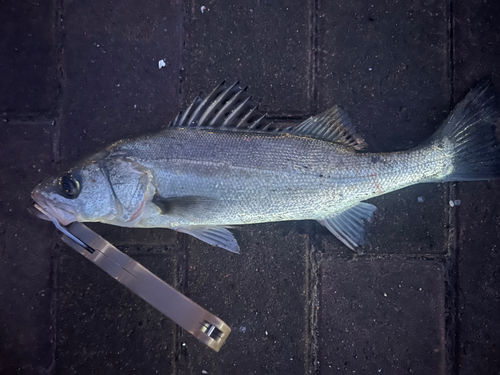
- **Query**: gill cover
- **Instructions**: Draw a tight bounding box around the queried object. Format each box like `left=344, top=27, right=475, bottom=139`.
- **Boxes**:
left=102, top=157, right=154, bottom=226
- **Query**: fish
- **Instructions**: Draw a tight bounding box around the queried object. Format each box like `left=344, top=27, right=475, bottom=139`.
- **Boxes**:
left=31, top=80, right=500, bottom=253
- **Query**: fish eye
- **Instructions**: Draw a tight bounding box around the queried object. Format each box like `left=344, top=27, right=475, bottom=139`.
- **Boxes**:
left=57, top=173, right=81, bottom=199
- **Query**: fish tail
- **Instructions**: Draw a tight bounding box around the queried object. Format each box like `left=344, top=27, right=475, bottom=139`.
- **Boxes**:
left=435, top=80, right=500, bottom=181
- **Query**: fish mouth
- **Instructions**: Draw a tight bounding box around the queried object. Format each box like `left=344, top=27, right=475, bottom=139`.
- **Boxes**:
left=31, top=187, right=77, bottom=226
left=27, top=200, right=52, bottom=221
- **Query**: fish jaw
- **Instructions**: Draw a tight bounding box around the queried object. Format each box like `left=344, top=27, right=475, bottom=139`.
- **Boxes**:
left=31, top=184, right=79, bottom=225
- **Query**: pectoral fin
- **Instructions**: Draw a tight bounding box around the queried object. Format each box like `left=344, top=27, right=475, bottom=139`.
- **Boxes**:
left=152, top=193, right=217, bottom=219
left=177, top=226, right=240, bottom=253
left=318, top=202, right=377, bottom=253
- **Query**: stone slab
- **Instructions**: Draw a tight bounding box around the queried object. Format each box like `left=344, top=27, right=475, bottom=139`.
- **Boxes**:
left=181, top=222, right=309, bottom=374
left=453, top=0, right=500, bottom=372
left=318, top=259, right=446, bottom=374
left=183, top=0, right=312, bottom=116
left=55, top=251, right=178, bottom=374
left=0, top=0, right=59, bottom=118
left=0, top=124, right=55, bottom=373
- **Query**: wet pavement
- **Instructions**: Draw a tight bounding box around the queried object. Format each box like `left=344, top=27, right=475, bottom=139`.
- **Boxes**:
left=1, top=0, right=500, bottom=373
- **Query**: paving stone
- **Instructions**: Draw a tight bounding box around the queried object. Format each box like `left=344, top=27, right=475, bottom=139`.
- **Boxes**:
left=183, top=0, right=311, bottom=116
left=318, top=259, right=445, bottom=374
left=0, top=1, right=59, bottom=117
left=84, top=222, right=183, bottom=249
left=0, top=125, right=55, bottom=374
left=60, top=0, right=183, bottom=164
left=180, top=222, right=308, bottom=374
left=454, top=185, right=500, bottom=374
left=316, top=0, right=450, bottom=150
left=313, top=0, right=451, bottom=255
left=452, top=1, right=500, bottom=95
left=453, top=1, right=500, bottom=373
left=56, top=251, right=179, bottom=374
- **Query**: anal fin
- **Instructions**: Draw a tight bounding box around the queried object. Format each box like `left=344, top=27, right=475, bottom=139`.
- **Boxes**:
left=177, top=226, right=240, bottom=253
left=318, top=202, right=377, bottom=253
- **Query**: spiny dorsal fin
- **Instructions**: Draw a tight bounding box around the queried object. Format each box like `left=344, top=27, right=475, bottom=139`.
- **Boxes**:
left=291, top=106, right=366, bottom=150
left=170, top=81, right=271, bottom=130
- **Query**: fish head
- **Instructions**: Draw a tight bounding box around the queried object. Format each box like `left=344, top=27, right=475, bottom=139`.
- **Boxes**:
left=31, top=154, right=119, bottom=225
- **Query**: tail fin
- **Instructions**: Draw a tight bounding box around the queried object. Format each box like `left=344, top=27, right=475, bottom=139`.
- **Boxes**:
left=437, top=80, right=500, bottom=181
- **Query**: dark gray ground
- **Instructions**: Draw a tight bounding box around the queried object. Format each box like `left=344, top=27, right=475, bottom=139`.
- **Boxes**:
left=1, top=0, right=499, bottom=374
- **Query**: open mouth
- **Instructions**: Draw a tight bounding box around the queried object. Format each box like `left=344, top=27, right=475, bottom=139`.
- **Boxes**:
left=27, top=200, right=52, bottom=221
left=31, top=189, right=77, bottom=225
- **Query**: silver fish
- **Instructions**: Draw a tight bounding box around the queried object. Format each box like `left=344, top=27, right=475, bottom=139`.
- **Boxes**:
left=32, top=80, right=500, bottom=253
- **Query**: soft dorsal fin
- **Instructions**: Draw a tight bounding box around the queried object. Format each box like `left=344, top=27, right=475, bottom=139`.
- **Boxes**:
left=170, top=81, right=270, bottom=130
left=291, top=106, right=366, bottom=150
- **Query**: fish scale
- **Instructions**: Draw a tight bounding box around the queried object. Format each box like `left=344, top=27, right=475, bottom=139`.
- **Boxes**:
left=112, top=127, right=449, bottom=228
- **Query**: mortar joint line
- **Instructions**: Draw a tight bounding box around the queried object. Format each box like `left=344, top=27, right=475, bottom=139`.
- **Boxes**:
left=445, top=1, right=460, bottom=373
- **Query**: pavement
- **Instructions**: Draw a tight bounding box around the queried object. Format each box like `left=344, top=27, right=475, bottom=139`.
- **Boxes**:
left=1, top=0, right=499, bottom=374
